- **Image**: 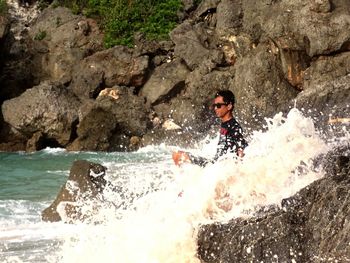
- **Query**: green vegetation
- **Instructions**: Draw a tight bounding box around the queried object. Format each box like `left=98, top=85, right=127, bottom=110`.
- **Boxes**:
left=34, top=30, right=47, bottom=40
left=52, top=0, right=183, bottom=47
left=0, top=0, right=7, bottom=15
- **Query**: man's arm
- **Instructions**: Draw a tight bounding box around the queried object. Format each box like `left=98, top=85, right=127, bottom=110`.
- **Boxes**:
left=172, top=151, right=210, bottom=167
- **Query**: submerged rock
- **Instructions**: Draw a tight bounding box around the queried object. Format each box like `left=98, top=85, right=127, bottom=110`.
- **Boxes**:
left=42, top=160, right=107, bottom=223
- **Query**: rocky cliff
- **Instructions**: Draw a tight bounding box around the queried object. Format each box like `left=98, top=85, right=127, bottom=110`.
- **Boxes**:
left=0, top=0, right=349, bottom=152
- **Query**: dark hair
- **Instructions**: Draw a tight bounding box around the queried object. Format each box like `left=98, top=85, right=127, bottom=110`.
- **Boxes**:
left=215, top=90, right=235, bottom=105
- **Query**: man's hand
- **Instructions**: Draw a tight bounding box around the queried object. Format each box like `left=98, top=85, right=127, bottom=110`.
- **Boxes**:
left=237, top=148, right=244, bottom=158
left=172, top=151, right=190, bottom=166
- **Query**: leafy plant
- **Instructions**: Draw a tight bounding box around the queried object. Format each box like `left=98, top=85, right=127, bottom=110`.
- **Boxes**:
left=53, top=0, right=183, bottom=47
left=0, top=0, right=8, bottom=15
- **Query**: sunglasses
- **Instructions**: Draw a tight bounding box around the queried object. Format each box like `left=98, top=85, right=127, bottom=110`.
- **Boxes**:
left=212, top=103, right=228, bottom=109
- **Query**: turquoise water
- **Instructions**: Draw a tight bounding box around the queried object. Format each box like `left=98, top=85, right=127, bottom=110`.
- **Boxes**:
left=0, top=147, right=174, bottom=262
left=1, top=151, right=71, bottom=201
left=0, top=149, right=167, bottom=201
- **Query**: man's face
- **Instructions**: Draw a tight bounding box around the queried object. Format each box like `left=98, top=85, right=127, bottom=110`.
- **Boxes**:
left=213, top=96, right=230, bottom=118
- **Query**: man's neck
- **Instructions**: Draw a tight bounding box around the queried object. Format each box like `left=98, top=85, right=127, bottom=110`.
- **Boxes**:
left=221, top=113, right=233, bottom=123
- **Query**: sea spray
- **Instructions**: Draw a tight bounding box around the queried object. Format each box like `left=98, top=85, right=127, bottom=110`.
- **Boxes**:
left=54, top=108, right=330, bottom=263
left=202, top=108, right=329, bottom=221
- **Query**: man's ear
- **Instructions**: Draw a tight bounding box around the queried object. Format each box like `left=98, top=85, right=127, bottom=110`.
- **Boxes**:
left=228, top=103, right=233, bottom=110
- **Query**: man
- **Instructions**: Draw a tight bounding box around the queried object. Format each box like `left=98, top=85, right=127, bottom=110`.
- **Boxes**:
left=172, top=90, right=248, bottom=166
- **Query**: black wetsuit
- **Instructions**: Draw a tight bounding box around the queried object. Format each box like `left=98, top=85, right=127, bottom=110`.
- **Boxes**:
left=188, top=118, right=248, bottom=167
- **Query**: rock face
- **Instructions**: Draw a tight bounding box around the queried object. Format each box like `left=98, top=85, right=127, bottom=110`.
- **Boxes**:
left=70, top=45, right=150, bottom=100
left=294, top=53, right=350, bottom=126
left=0, top=0, right=349, bottom=151
left=67, top=86, right=151, bottom=151
left=141, top=58, right=190, bottom=105
left=0, top=15, right=9, bottom=44
left=197, top=147, right=350, bottom=262
left=42, top=160, right=107, bottom=223
left=2, top=81, right=80, bottom=149
left=28, top=6, right=104, bottom=83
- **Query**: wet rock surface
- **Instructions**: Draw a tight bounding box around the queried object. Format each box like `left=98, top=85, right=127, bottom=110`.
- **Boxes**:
left=197, top=146, right=350, bottom=262
left=42, top=160, right=107, bottom=223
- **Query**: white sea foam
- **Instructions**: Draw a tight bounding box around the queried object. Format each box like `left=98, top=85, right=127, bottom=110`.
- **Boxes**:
left=50, top=108, right=331, bottom=263
left=40, top=147, right=67, bottom=154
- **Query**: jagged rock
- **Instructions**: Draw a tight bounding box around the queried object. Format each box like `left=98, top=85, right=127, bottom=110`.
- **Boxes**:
left=198, top=148, right=350, bottom=262
left=129, top=135, right=142, bottom=151
left=0, top=15, right=36, bottom=102
left=194, top=0, right=221, bottom=18
left=68, top=86, right=151, bottom=151
left=215, top=0, right=243, bottom=36
left=309, top=0, right=332, bottom=13
left=28, top=6, right=104, bottom=82
left=303, top=52, right=350, bottom=92
left=278, top=48, right=311, bottom=90
left=290, top=52, right=350, bottom=136
left=70, top=46, right=149, bottom=100
left=26, top=131, right=45, bottom=152
left=133, top=32, right=174, bottom=57
left=233, top=42, right=299, bottom=130
left=98, top=87, right=120, bottom=100
left=239, top=0, right=350, bottom=57
left=162, top=119, right=182, bottom=130
left=0, top=124, right=26, bottom=151
left=295, top=74, right=350, bottom=137
left=141, top=58, right=190, bottom=105
left=1, top=81, right=80, bottom=149
left=0, top=14, right=11, bottom=114
left=0, top=15, right=9, bottom=43
left=170, top=21, right=224, bottom=70
left=67, top=102, right=118, bottom=152
left=42, top=160, right=107, bottom=223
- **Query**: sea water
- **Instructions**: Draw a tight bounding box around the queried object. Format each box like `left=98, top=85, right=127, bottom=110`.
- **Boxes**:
left=0, top=108, right=348, bottom=263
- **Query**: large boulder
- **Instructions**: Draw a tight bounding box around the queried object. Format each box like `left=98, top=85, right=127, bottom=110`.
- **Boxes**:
left=68, top=86, right=151, bottom=151
left=141, top=58, right=190, bottom=105
left=170, top=21, right=224, bottom=70
left=198, top=148, right=350, bottom=262
left=42, top=160, right=107, bottom=223
left=291, top=52, right=350, bottom=135
left=220, top=0, right=350, bottom=58
left=303, top=52, right=350, bottom=91
left=1, top=81, right=80, bottom=150
left=70, top=46, right=150, bottom=100
left=215, top=0, right=243, bottom=36
left=28, top=6, right=104, bottom=83
left=233, top=42, right=299, bottom=130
